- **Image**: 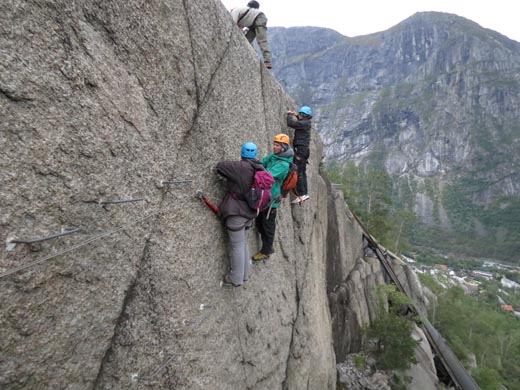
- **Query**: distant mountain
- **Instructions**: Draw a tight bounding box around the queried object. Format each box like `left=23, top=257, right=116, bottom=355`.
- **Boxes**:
left=269, top=12, right=520, bottom=261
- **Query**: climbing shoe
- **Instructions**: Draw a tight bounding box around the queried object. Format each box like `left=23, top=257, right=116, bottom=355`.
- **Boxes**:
left=291, top=194, right=310, bottom=204
left=221, top=274, right=241, bottom=288
left=252, top=252, right=270, bottom=261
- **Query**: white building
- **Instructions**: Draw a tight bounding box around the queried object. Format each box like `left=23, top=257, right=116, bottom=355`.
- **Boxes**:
left=501, top=277, right=520, bottom=290
left=402, top=255, right=416, bottom=264
left=472, top=270, right=494, bottom=280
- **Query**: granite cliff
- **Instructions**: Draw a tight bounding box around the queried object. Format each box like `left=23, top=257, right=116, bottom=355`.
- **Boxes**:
left=1, top=1, right=436, bottom=389
left=269, top=13, right=520, bottom=261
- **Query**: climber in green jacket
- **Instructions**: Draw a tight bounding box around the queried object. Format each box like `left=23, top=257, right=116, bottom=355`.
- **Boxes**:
left=252, top=134, right=294, bottom=261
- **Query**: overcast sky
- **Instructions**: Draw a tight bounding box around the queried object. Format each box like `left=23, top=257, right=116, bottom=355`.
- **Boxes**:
left=220, top=0, right=520, bottom=42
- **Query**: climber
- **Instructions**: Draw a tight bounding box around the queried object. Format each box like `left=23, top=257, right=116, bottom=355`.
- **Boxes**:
left=230, top=1, right=272, bottom=69
left=287, top=106, right=313, bottom=204
left=252, top=134, right=293, bottom=262
left=214, top=142, right=265, bottom=287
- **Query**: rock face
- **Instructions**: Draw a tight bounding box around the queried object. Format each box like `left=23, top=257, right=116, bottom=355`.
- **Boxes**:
left=269, top=13, right=520, bottom=261
left=406, top=325, right=439, bottom=390
left=337, top=355, right=392, bottom=390
left=336, top=325, right=439, bottom=390
left=1, top=1, right=436, bottom=389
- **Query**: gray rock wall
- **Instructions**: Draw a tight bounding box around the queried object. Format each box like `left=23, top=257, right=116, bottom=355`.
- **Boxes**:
left=1, top=1, right=336, bottom=389
left=1, top=1, right=436, bottom=389
left=406, top=325, right=439, bottom=390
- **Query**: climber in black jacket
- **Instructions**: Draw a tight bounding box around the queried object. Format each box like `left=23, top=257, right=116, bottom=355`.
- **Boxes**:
left=287, top=105, right=313, bottom=204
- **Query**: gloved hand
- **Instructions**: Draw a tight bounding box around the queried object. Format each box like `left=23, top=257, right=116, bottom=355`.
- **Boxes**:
left=212, top=166, right=226, bottom=181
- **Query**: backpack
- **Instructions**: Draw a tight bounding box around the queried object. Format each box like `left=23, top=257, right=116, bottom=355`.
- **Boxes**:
left=243, top=170, right=274, bottom=214
left=280, top=162, right=299, bottom=198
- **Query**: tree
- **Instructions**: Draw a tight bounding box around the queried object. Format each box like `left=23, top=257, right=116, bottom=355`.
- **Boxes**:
left=365, top=285, right=419, bottom=370
left=388, top=208, right=416, bottom=253
left=472, top=367, right=501, bottom=390
left=432, top=285, right=520, bottom=388
left=325, top=162, right=399, bottom=249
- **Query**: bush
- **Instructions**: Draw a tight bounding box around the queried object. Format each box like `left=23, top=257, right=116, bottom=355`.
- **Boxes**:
left=390, top=373, right=412, bottom=390
left=354, top=354, right=366, bottom=369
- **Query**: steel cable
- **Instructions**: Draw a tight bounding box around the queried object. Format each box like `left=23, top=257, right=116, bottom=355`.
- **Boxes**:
left=0, top=209, right=163, bottom=280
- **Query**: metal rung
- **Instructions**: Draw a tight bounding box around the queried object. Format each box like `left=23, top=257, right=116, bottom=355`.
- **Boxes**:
left=160, top=180, right=193, bottom=186
left=98, top=198, right=144, bottom=205
left=9, top=227, right=81, bottom=244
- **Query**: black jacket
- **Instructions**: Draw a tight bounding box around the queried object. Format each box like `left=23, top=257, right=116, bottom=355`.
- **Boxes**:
left=215, top=158, right=264, bottom=219
left=287, top=113, right=311, bottom=147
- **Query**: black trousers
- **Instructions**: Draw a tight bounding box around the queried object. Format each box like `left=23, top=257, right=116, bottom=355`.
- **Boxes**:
left=294, top=145, right=310, bottom=196
left=255, top=208, right=277, bottom=254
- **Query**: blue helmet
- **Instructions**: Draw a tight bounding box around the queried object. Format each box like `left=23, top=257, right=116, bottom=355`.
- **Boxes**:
left=298, top=106, right=312, bottom=116
left=241, top=142, right=258, bottom=158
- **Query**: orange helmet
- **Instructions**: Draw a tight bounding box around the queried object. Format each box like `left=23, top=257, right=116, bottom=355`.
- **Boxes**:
left=273, top=133, right=290, bottom=145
